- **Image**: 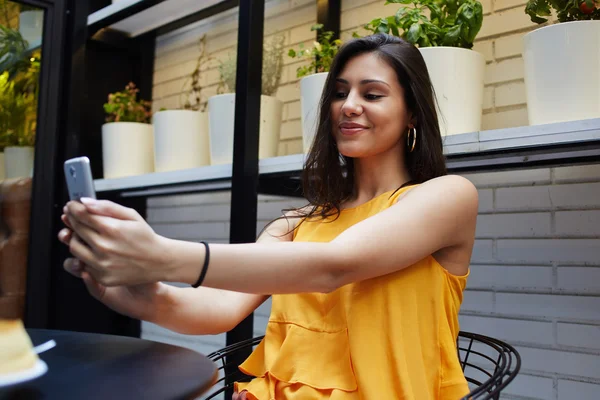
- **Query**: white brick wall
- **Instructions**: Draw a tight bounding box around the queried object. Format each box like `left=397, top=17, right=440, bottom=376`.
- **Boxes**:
left=151, top=0, right=549, bottom=160
left=460, top=164, right=600, bottom=399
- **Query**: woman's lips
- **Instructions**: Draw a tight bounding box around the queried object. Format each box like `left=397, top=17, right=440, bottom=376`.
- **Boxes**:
left=339, top=122, right=368, bottom=135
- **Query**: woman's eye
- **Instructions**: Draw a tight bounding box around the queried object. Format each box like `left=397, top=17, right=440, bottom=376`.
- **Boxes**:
left=365, top=94, right=382, bottom=100
left=335, top=92, right=347, bottom=99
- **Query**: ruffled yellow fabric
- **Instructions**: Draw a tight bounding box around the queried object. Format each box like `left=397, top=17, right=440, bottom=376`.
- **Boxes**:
left=236, top=186, right=470, bottom=400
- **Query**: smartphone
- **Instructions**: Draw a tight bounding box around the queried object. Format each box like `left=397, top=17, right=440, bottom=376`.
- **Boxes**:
left=64, top=156, right=97, bottom=201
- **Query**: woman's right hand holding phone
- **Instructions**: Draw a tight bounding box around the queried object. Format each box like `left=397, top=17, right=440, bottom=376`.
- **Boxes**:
left=58, top=214, right=166, bottom=323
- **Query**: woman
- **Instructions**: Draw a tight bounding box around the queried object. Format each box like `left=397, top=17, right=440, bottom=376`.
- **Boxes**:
left=59, top=34, right=478, bottom=399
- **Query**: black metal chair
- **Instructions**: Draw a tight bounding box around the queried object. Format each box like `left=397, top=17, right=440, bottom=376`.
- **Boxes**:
left=204, top=331, right=521, bottom=400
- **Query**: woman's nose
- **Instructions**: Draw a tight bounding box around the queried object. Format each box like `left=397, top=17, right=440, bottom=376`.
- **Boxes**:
left=341, top=93, right=363, bottom=116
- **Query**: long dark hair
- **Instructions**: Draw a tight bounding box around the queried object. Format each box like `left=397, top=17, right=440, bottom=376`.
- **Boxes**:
left=263, top=34, right=447, bottom=236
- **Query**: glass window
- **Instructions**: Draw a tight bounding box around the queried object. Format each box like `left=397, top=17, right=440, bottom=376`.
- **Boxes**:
left=0, top=0, right=44, bottom=320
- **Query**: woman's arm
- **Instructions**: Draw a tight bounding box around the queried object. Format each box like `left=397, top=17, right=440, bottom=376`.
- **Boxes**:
left=163, top=175, right=477, bottom=293
left=150, top=213, right=298, bottom=335
left=64, top=175, right=477, bottom=294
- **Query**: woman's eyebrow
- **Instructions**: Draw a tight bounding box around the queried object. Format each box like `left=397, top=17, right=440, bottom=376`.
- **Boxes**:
left=336, top=78, right=390, bottom=87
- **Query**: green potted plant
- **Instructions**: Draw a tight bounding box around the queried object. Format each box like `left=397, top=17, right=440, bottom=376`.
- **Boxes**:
left=102, top=82, right=154, bottom=179
left=523, top=1, right=600, bottom=125
left=0, top=71, right=36, bottom=179
left=288, top=24, right=342, bottom=153
left=360, top=0, right=485, bottom=136
left=153, top=34, right=211, bottom=173
left=207, top=33, right=285, bottom=165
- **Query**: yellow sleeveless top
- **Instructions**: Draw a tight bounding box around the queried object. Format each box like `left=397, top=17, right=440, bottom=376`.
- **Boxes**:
left=236, top=185, right=470, bottom=399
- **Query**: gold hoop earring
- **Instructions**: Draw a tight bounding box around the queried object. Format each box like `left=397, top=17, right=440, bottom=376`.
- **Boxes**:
left=407, top=127, right=417, bottom=153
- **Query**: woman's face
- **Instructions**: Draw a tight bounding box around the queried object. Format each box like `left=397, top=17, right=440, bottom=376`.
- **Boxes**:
left=330, top=52, right=412, bottom=159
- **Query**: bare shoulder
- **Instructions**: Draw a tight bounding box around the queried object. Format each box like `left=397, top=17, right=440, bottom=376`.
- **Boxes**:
left=403, top=175, right=478, bottom=212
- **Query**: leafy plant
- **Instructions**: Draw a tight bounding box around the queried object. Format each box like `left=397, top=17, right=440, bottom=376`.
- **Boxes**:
left=0, top=24, right=29, bottom=79
left=180, top=34, right=213, bottom=112
left=217, top=33, right=286, bottom=96
left=525, top=0, right=600, bottom=23
left=288, top=24, right=342, bottom=78
left=0, top=71, right=36, bottom=148
left=361, top=0, right=484, bottom=49
left=103, top=82, right=152, bottom=123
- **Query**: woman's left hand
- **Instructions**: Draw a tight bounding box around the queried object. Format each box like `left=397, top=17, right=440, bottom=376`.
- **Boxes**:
left=60, top=198, right=174, bottom=287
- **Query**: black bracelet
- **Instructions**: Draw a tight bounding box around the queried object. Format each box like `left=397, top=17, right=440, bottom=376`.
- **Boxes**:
left=192, top=241, right=210, bottom=288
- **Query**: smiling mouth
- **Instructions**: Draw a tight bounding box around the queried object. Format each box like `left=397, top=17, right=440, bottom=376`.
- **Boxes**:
left=339, top=123, right=368, bottom=135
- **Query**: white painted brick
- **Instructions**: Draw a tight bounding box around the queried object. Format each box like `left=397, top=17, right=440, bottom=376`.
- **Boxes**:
left=494, top=0, right=527, bottom=11
left=471, top=240, right=495, bottom=263
left=503, top=373, right=556, bottom=400
left=462, top=290, right=495, bottom=313
left=148, top=192, right=231, bottom=207
left=461, top=168, right=551, bottom=188
left=153, top=222, right=229, bottom=241
left=289, top=21, right=316, bottom=44
left=265, top=3, right=315, bottom=36
left=342, top=0, right=376, bottom=12
left=473, top=39, right=494, bottom=62
left=476, top=212, right=551, bottom=238
left=553, top=164, right=600, bottom=184
left=277, top=141, right=287, bottom=156
left=153, top=59, right=196, bottom=86
left=254, top=314, right=269, bottom=337
left=496, top=239, right=600, bottom=265
left=496, top=293, right=600, bottom=320
left=495, top=33, right=526, bottom=59
left=557, top=322, right=600, bottom=350
left=495, top=80, right=527, bottom=107
left=482, top=86, right=494, bottom=110
left=495, top=186, right=552, bottom=211
left=557, top=267, right=600, bottom=293
left=481, top=0, right=493, bottom=14
left=286, top=100, right=301, bottom=120
left=484, top=57, right=524, bottom=84
left=275, top=82, right=300, bottom=104
left=516, top=346, right=600, bottom=380
left=459, top=314, right=554, bottom=345
left=341, top=1, right=390, bottom=30
left=482, top=107, right=529, bottom=130
left=280, top=119, right=302, bottom=140
left=467, top=265, right=553, bottom=290
left=555, top=211, right=600, bottom=237
left=478, top=7, right=537, bottom=39
left=284, top=138, right=304, bottom=155
left=558, top=379, right=600, bottom=400
left=478, top=189, right=494, bottom=212
left=550, top=183, right=600, bottom=208
left=147, top=204, right=231, bottom=223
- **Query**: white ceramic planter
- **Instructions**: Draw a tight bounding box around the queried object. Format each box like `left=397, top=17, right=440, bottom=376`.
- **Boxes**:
left=153, top=110, right=210, bottom=172
left=300, top=72, right=328, bottom=153
left=0, top=152, right=5, bottom=180
left=207, top=94, right=283, bottom=165
left=419, top=47, right=485, bottom=136
left=19, top=10, right=43, bottom=45
left=102, top=122, right=154, bottom=179
left=524, top=21, right=600, bottom=125
left=4, top=146, right=34, bottom=179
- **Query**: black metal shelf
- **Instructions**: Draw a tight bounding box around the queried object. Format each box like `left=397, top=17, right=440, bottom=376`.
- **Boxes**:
left=87, top=0, right=238, bottom=38
left=93, top=118, right=600, bottom=199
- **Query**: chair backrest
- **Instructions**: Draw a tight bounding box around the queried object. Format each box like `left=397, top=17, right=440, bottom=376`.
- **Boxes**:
left=457, top=331, right=521, bottom=400
left=0, top=177, right=32, bottom=320
left=204, top=332, right=521, bottom=400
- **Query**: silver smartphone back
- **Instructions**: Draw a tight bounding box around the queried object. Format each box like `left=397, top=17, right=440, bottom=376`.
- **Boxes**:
left=64, top=156, right=97, bottom=201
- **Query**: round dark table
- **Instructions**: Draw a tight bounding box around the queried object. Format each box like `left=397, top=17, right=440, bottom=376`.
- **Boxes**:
left=0, top=329, right=218, bottom=400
